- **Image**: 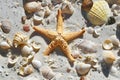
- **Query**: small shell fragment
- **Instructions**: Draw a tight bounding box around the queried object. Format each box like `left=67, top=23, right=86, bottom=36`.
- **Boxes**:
left=8, top=55, right=18, bottom=66
left=31, top=41, right=41, bottom=53
left=102, top=39, right=113, bottom=50
left=109, top=35, right=120, bottom=47
left=40, top=66, right=56, bottom=79
left=75, top=62, right=91, bottom=75
left=13, top=32, right=29, bottom=48
left=0, top=41, right=11, bottom=49
left=103, top=51, right=116, bottom=64
left=32, top=60, right=42, bottom=70
left=21, top=16, right=27, bottom=24
left=20, top=57, right=28, bottom=67
left=1, top=20, right=12, bottom=33
left=24, top=1, right=41, bottom=13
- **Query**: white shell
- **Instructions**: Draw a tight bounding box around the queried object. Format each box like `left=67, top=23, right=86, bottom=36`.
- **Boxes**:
left=61, top=0, right=74, bottom=14
left=40, top=66, right=56, bottom=79
left=8, top=55, right=18, bottom=66
left=13, top=32, right=29, bottom=48
left=103, top=51, right=116, bottom=64
left=21, top=45, right=33, bottom=57
left=71, top=49, right=81, bottom=58
left=87, top=1, right=111, bottom=25
left=24, top=1, right=41, bottom=13
left=0, top=41, right=11, bottom=49
left=75, top=62, right=91, bottom=75
left=109, top=35, right=120, bottom=47
left=102, top=39, right=113, bottom=50
left=86, top=27, right=94, bottom=34
left=32, top=60, right=42, bottom=70
left=76, top=39, right=97, bottom=53
left=31, top=41, right=41, bottom=53
left=33, top=10, right=44, bottom=25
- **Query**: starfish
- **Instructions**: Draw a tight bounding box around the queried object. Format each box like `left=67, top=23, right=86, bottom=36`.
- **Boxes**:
left=33, top=9, right=85, bottom=62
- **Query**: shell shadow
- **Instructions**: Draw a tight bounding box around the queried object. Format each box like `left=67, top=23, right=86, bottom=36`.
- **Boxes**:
left=0, top=48, right=9, bottom=57
left=116, top=25, right=120, bottom=41
left=101, top=61, right=112, bottom=77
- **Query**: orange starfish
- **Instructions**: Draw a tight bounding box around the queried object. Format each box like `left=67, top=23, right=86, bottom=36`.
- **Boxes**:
left=33, top=9, right=85, bottom=62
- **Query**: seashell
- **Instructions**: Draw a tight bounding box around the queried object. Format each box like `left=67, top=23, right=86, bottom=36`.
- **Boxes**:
left=103, top=51, right=116, bottom=64
left=40, top=66, right=56, bottom=79
left=111, top=4, right=120, bottom=16
left=84, top=0, right=111, bottom=25
left=93, top=28, right=101, bottom=38
left=18, top=65, right=33, bottom=76
left=23, top=24, right=30, bottom=32
left=31, top=41, right=41, bottom=53
left=20, top=57, right=28, bottom=67
left=27, top=51, right=35, bottom=63
left=32, top=60, right=42, bottom=70
left=0, top=41, right=11, bottom=49
left=105, top=0, right=120, bottom=5
left=8, top=55, right=18, bottom=66
left=21, top=16, right=27, bottom=24
left=33, top=10, right=44, bottom=25
left=1, top=20, right=12, bottom=33
left=86, top=27, right=94, bottom=34
left=82, top=0, right=93, bottom=12
left=24, top=1, right=41, bottom=13
left=75, top=39, right=97, bottom=53
left=13, top=32, right=29, bottom=48
left=21, top=45, right=33, bottom=57
left=102, top=39, right=113, bottom=50
left=44, top=6, right=51, bottom=17
left=75, top=62, right=91, bottom=75
left=109, top=35, right=120, bottom=47
left=61, top=0, right=74, bottom=14
left=71, top=49, right=82, bottom=59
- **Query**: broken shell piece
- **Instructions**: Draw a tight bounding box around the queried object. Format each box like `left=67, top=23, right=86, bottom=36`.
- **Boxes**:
left=44, top=6, right=51, bottom=17
left=61, top=1, right=74, bottom=14
left=33, top=10, right=44, bottom=25
left=76, top=39, right=97, bottom=53
left=31, top=41, right=41, bottom=53
left=102, top=39, right=113, bottom=50
left=71, top=49, right=82, bottom=58
left=24, top=1, right=41, bottom=13
left=0, top=41, right=11, bottom=49
left=86, top=27, right=94, bottom=34
left=18, top=65, right=34, bottom=76
left=103, top=51, right=116, bottom=64
left=75, top=62, right=91, bottom=75
left=40, top=66, right=56, bottom=79
left=27, top=51, right=35, bottom=63
left=13, top=32, right=29, bottom=48
left=32, top=60, right=42, bottom=70
left=21, top=45, right=33, bottom=57
left=93, top=28, right=101, bottom=38
left=109, top=35, right=120, bottom=47
left=20, top=57, right=28, bottom=67
left=8, top=55, right=18, bottom=66
left=1, top=20, right=12, bottom=33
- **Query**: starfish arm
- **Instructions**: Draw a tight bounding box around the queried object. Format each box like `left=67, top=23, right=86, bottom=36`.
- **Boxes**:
left=62, top=29, right=85, bottom=41
left=44, top=40, right=58, bottom=56
left=33, top=26, right=57, bottom=39
left=59, top=39, right=75, bottom=62
left=56, top=9, right=63, bottom=34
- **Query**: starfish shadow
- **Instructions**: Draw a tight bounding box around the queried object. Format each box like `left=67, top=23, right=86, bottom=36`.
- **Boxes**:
left=101, top=60, right=112, bottom=77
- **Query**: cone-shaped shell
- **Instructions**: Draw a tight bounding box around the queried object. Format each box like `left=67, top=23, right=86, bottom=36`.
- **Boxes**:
left=87, top=1, right=111, bottom=25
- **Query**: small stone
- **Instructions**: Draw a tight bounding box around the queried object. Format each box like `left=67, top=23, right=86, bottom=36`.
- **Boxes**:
left=1, top=20, right=12, bottom=33
left=23, top=24, right=30, bottom=32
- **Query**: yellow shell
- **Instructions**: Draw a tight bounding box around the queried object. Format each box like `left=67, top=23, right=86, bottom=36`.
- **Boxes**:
left=13, top=32, right=29, bottom=48
left=87, top=0, right=111, bottom=25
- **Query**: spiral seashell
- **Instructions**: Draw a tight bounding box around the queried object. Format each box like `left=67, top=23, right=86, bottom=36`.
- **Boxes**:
left=75, top=62, right=91, bottom=75
left=75, top=39, right=97, bottom=53
left=18, top=65, right=34, bottom=76
left=8, top=55, right=18, bottom=66
left=24, top=1, right=41, bottom=13
left=13, top=32, right=29, bottom=48
left=103, top=51, right=116, bottom=64
left=40, top=66, right=56, bottom=79
left=0, top=41, right=11, bottom=49
left=21, top=45, right=33, bottom=57
left=32, top=60, right=42, bottom=70
left=84, top=0, right=111, bottom=25
left=102, top=39, right=113, bottom=50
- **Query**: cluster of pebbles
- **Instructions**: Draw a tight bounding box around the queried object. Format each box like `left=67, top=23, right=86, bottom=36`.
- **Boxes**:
left=1, top=0, right=120, bottom=80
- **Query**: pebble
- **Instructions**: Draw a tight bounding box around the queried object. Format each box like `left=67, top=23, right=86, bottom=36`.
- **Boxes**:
left=1, top=20, right=12, bottom=33
left=23, top=24, right=30, bottom=32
